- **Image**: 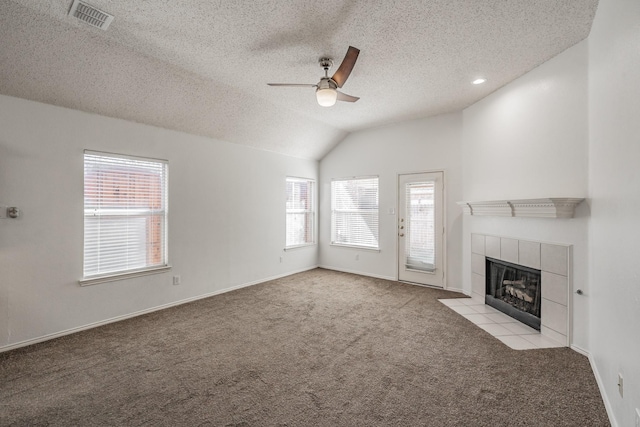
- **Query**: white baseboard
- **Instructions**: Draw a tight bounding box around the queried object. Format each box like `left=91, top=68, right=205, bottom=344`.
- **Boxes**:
left=1, top=263, right=617, bottom=427
left=570, top=344, right=589, bottom=357
left=236, top=265, right=319, bottom=288
left=318, top=266, right=469, bottom=295
left=445, top=286, right=467, bottom=295
left=318, top=265, right=396, bottom=281
left=0, top=265, right=318, bottom=354
left=586, top=351, right=618, bottom=427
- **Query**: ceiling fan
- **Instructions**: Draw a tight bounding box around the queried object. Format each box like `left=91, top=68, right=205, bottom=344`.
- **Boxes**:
left=268, top=46, right=360, bottom=107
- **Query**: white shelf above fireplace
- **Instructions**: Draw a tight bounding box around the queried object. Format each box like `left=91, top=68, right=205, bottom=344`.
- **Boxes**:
left=457, top=198, right=585, bottom=218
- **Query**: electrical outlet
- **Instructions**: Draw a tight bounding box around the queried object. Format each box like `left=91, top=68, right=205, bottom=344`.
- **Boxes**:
left=635, top=407, right=640, bottom=427
left=173, top=275, right=181, bottom=286
left=617, top=373, right=623, bottom=397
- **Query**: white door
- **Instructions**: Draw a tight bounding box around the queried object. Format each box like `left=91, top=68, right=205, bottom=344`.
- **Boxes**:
left=398, top=172, right=444, bottom=287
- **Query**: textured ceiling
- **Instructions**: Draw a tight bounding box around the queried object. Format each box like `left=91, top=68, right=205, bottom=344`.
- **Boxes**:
left=0, top=1, right=599, bottom=159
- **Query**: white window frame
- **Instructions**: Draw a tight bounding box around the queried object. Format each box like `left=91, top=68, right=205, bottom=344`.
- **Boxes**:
left=285, top=176, right=316, bottom=250
left=330, top=176, right=380, bottom=250
left=80, top=150, right=170, bottom=286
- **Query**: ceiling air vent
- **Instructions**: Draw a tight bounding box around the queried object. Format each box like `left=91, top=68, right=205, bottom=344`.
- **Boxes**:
left=68, top=0, right=114, bottom=30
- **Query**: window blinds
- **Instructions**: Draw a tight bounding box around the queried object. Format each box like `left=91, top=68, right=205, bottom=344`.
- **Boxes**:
left=331, top=177, right=379, bottom=249
left=286, top=177, right=314, bottom=248
left=83, top=151, right=168, bottom=278
left=404, top=180, right=436, bottom=272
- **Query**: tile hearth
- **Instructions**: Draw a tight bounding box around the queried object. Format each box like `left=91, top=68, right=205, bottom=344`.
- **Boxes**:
left=439, top=298, right=564, bottom=350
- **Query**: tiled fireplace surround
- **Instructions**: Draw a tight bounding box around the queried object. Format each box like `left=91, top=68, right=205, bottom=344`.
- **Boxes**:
left=469, top=233, right=571, bottom=346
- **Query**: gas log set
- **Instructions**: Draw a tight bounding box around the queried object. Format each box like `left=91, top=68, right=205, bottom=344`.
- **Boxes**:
left=486, top=258, right=542, bottom=330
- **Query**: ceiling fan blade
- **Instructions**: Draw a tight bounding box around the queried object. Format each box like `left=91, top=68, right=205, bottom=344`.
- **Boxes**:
left=267, top=83, right=317, bottom=87
left=331, top=46, right=360, bottom=88
left=336, top=91, right=359, bottom=103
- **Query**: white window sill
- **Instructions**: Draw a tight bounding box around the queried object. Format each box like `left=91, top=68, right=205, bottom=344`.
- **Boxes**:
left=284, top=243, right=316, bottom=251
left=79, top=265, right=172, bottom=286
left=330, top=243, right=381, bottom=252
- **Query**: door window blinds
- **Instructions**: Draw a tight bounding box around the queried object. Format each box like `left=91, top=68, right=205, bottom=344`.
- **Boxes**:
left=286, top=177, right=315, bottom=248
left=83, top=151, right=168, bottom=279
left=331, top=177, right=379, bottom=249
left=405, top=180, right=436, bottom=271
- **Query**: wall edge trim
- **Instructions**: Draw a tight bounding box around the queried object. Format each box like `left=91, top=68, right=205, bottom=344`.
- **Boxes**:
left=570, top=344, right=589, bottom=357
left=587, top=352, right=618, bottom=427
left=0, top=265, right=319, bottom=354
left=318, top=265, right=395, bottom=281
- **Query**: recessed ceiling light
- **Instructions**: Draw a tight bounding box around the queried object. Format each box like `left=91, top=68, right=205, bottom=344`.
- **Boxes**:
left=472, top=78, right=487, bottom=85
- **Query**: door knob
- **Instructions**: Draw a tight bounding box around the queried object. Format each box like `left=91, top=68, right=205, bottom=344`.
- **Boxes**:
left=399, top=226, right=404, bottom=229
left=399, top=233, right=404, bottom=237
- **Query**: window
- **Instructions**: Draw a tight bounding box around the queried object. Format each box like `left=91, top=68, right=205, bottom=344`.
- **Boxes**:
left=286, top=177, right=315, bottom=248
left=82, top=151, right=168, bottom=282
left=331, top=176, right=379, bottom=249
left=405, top=180, right=436, bottom=271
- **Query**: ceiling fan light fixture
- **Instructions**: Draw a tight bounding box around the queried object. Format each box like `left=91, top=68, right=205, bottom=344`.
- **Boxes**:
left=316, top=87, right=337, bottom=107
left=267, top=46, right=360, bottom=107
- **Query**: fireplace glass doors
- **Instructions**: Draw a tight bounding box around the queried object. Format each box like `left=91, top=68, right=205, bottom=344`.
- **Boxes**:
left=485, top=257, right=541, bottom=330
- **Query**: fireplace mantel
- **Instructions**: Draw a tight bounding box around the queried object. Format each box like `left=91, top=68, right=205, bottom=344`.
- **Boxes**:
left=457, top=198, right=585, bottom=218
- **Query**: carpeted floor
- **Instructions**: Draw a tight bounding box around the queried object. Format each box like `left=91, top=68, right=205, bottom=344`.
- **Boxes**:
left=0, top=268, right=609, bottom=426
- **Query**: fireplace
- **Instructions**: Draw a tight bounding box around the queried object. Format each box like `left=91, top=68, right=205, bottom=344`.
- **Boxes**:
left=485, top=257, right=541, bottom=330
left=470, top=234, right=570, bottom=346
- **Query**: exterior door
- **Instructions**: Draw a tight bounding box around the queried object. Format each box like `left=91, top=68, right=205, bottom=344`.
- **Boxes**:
left=398, top=172, right=444, bottom=287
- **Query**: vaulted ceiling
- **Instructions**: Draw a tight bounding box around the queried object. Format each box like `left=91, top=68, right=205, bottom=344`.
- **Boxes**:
left=0, top=1, right=599, bottom=159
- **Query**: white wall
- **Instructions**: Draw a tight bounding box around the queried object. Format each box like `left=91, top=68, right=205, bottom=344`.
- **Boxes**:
left=0, top=94, right=318, bottom=350
left=462, top=41, right=589, bottom=202
left=461, top=41, right=590, bottom=351
left=2, top=2, right=637, bottom=420
left=319, top=113, right=463, bottom=290
left=588, top=0, right=640, bottom=425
